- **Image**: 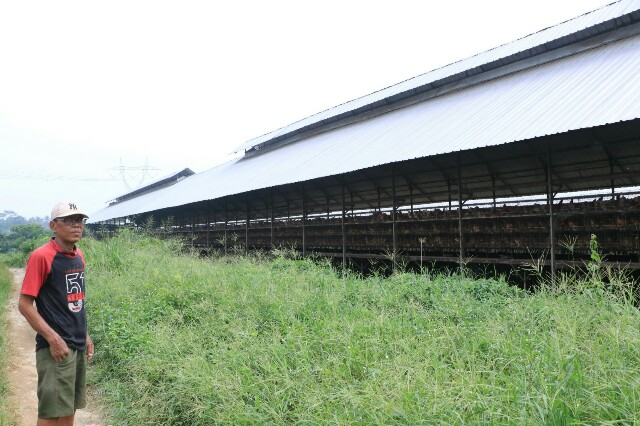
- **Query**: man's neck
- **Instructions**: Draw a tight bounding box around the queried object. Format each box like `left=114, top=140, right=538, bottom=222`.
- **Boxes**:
left=53, top=237, right=75, bottom=253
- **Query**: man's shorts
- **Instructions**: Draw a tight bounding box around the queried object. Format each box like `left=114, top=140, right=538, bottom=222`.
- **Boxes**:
left=36, top=347, right=87, bottom=419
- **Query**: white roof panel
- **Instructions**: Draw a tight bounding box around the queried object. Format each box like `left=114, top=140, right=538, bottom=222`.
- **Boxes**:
left=232, top=0, right=640, bottom=153
left=89, top=33, right=640, bottom=222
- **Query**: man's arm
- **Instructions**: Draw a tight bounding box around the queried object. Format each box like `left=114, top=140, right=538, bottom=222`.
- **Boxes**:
left=86, top=332, right=94, bottom=360
left=18, top=294, right=69, bottom=362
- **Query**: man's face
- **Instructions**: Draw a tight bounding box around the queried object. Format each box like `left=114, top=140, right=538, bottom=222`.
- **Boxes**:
left=50, top=215, right=86, bottom=246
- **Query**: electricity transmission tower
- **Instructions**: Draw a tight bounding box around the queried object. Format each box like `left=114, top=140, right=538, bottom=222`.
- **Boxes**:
left=108, top=158, right=160, bottom=191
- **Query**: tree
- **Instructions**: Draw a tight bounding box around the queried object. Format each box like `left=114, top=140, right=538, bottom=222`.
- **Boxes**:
left=0, top=210, right=48, bottom=234
left=0, top=224, right=51, bottom=253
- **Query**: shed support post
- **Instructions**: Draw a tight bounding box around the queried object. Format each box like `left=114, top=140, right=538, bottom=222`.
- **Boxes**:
left=326, top=195, right=330, bottom=219
left=492, top=175, right=497, bottom=210
left=350, top=192, right=353, bottom=215
left=392, top=168, right=397, bottom=272
left=302, top=183, right=307, bottom=257
left=341, top=181, right=346, bottom=272
left=410, top=183, right=414, bottom=213
left=206, top=209, right=210, bottom=247
left=458, top=159, right=465, bottom=268
left=610, top=159, right=615, bottom=198
left=224, top=200, right=228, bottom=255
left=547, top=150, right=556, bottom=284
left=245, top=202, right=249, bottom=256
left=191, top=214, right=194, bottom=248
left=270, top=192, right=274, bottom=249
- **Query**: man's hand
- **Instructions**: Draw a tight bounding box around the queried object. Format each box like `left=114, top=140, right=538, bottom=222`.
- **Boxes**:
left=18, top=294, right=69, bottom=362
left=47, top=334, right=70, bottom=363
left=86, top=334, right=94, bottom=360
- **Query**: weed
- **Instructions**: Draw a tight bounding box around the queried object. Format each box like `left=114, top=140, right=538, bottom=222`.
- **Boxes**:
left=559, top=235, right=578, bottom=260
left=270, top=245, right=301, bottom=260
left=418, top=237, right=427, bottom=270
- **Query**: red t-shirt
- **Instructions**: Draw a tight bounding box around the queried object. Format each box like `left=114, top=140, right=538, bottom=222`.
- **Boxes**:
left=21, top=238, right=87, bottom=351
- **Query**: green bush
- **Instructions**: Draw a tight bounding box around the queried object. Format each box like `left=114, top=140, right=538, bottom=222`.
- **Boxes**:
left=84, top=231, right=640, bottom=425
left=0, top=224, right=49, bottom=251
left=0, top=224, right=51, bottom=267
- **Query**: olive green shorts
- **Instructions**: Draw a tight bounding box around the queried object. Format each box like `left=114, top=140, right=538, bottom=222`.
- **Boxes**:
left=36, top=347, right=87, bottom=419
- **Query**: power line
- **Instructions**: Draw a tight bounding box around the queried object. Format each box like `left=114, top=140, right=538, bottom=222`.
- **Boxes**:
left=0, top=158, right=161, bottom=187
left=0, top=169, right=117, bottom=182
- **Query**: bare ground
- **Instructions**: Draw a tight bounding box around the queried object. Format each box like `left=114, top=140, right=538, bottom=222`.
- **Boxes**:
left=6, top=268, right=105, bottom=426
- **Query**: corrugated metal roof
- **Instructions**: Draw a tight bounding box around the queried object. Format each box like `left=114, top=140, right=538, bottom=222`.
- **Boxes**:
left=89, top=32, right=640, bottom=223
left=109, top=168, right=195, bottom=204
left=232, top=0, right=640, bottom=154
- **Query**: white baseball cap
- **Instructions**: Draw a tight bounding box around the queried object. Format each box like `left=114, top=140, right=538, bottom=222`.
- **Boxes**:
left=51, top=201, right=89, bottom=220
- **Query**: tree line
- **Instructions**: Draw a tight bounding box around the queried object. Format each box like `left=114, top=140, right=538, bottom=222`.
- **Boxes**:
left=0, top=211, right=50, bottom=254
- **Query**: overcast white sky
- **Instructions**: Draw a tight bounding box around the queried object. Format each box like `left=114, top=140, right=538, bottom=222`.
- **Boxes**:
left=0, top=0, right=612, bottom=219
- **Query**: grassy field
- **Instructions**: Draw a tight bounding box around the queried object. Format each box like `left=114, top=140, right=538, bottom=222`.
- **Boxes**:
left=0, top=263, right=18, bottom=426
left=80, top=231, right=640, bottom=425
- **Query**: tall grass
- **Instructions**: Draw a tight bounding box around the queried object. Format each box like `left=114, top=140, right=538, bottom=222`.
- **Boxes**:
left=84, top=231, right=640, bottom=425
left=0, top=263, right=18, bottom=425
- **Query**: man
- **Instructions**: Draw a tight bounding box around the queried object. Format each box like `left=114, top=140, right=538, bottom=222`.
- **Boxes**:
left=18, top=201, right=95, bottom=426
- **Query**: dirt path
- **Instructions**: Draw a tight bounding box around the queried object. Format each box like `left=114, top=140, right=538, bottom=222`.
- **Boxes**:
left=6, top=268, right=104, bottom=426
